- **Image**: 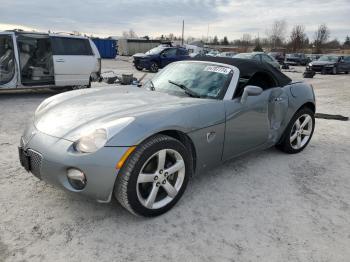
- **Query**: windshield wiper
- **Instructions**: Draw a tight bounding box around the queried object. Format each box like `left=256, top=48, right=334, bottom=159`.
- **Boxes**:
left=168, top=80, right=200, bottom=98
left=149, top=80, right=155, bottom=91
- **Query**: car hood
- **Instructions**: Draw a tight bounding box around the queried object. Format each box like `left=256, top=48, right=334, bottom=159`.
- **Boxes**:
left=133, top=53, right=154, bottom=59
left=310, top=61, right=336, bottom=66
left=34, top=86, right=204, bottom=141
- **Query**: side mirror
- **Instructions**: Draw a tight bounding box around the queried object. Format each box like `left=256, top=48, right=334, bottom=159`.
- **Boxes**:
left=240, top=85, right=263, bottom=104
left=161, top=53, right=167, bottom=58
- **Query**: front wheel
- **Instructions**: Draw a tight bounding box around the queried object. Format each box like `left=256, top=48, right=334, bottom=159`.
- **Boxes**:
left=135, top=64, right=143, bottom=71
left=149, top=62, right=159, bottom=73
left=332, top=67, right=338, bottom=75
left=277, top=107, right=315, bottom=154
left=114, top=135, right=192, bottom=217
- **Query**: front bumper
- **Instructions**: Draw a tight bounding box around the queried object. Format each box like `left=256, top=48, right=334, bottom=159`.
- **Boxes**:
left=19, top=129, right=130, bottom=202
left=134, top=58, right=152, bottom=69
left=309, top=65, right=334, bottom=73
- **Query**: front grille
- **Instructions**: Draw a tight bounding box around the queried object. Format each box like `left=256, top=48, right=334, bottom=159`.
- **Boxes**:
left=312, top=65, right=324, bottom=72
left=27, top=149, right=43, bottom=179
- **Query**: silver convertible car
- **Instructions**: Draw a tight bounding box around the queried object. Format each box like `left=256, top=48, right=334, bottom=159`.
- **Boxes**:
left=19, top=57, right=316, bottom=216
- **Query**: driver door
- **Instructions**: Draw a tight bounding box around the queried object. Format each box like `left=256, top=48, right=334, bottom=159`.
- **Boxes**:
left=0, top=33, right=18, bottom=89
left=160, top=48, right=177, bottom=68
left=222, top=91, right=270, bottom=160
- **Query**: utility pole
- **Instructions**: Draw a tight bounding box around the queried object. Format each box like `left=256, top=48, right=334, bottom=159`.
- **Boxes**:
left=181, top=20, right=184, bottom=46
left=207, top=24, right=210, bottom=44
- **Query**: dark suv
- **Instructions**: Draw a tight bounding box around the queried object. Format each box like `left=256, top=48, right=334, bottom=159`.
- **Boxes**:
left=307, top=55, right=350, bottom=74
left=285, top=53, right=310, bottom=66
left=133, top=46, right=189, bottom=72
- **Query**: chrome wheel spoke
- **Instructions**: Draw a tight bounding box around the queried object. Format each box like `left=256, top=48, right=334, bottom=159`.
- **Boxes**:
left=295, top=119, right=301, bottom=129
left=300, top=115, right=311, bottom=129
left=145, top=184, right=159, bottom=208
left=165, top=160, right=185, bottom=175
left=162, top=181, right=178, bottom=198
left=290, top=132, right=298, bottom=143
left=297, top=135, right=302, bottom=148
left=157, top=149, right=167, bottom=171
left=138, top=173, right=156, bottom=184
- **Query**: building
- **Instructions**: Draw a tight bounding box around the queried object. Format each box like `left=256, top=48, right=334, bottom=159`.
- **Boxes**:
left=117, top=38, right=163, bottom=56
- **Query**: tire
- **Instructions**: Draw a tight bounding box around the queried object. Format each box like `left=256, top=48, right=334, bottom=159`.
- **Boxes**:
left=332, top=67, right=338, bottom=75
left=135, top=64, right=143, bottom=71
left=277, top=107, right=315, bottom=154
left=345, top=71, right=349, bottom=74
left=114, top=134, right=192, bottom=217
left=149, top=62, right=159, bottom=73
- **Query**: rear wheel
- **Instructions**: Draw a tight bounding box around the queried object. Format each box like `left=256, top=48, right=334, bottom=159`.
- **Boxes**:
left=115, top=135, right=192, bottom=217
left=277, top=107, right=315, bottom=154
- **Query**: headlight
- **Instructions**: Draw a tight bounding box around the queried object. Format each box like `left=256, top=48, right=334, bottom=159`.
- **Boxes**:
left=74, top=128, right=108, bottom=153
left=308, top=63, right=312, bottom=67
left=73, top=117, right=134, bottom=153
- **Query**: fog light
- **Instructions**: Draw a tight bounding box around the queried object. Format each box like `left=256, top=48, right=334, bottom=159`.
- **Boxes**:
left=67, top=168, right=86, bottom=190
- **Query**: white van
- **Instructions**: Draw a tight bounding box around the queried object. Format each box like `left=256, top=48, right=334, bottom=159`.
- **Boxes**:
left=0, top=30, right=101, bottom=90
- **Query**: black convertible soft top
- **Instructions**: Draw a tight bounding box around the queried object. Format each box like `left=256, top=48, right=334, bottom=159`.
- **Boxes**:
left=191, top=57, right=292, bottom=87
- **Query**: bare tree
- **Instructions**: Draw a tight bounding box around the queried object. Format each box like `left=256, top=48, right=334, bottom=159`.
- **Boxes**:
left=267, top=19, right=287, bottom=48
left=241, top=33, right=252, bottom=51
left=314, top=24, right=330, bottom=53
left=122, top=29, right=138, bottom=38
left=290, top=25, right=307, bottom=51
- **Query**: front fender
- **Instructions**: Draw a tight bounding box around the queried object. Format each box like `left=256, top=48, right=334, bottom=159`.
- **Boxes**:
left=106, top=101, right=226, bottom=147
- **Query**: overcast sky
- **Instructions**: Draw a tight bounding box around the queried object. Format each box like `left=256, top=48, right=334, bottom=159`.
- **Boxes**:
left=0, top=0, right=349, bottom=42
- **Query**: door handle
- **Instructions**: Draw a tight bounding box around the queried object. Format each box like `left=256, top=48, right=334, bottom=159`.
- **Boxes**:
left=55, top=59, right=65, bottom=63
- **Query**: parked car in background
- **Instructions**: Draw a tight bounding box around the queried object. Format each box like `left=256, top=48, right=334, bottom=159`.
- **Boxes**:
left=307, top=55, right=350, bottom=74
left=19, top=57, right=315, bottom=216
left=268, top=52, right=285, bottom=64
left=0, top=30, right=101, bottom=90
left=306, top=54, right=321, bottom=62
left=285, top=53, right=310, bottom=66
left=133, top=46, right=189, bottom=72
left=218, top=51, right=237, bottom=58
left=234, top=52, right=281, bottom=70
left=205, top=50, right=220, bottom=57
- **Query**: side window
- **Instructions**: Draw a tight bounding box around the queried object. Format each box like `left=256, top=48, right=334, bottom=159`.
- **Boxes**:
left=177, top=49, right=188, bottom=56
left=262, top=54, right=273, bottom=62
left=51, top=37, right=93, bottom=56
left=253, top=55, right=261, bottom=62
left=162, top=48, right=177, bottom=57
left=344, top=56, right=350, bottom=62
left=245, top=72, right=277, bottom=91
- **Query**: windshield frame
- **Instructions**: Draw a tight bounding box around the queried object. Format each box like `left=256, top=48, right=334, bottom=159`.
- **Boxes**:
left=146, top=60, right=240, bottom=101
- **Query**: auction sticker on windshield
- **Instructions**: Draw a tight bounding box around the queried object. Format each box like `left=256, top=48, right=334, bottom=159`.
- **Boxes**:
left=204, top=66, right=232, bottom=75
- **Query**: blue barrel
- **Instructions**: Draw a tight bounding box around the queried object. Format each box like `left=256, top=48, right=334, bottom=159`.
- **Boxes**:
left=92, top=38, right=117, bottom=59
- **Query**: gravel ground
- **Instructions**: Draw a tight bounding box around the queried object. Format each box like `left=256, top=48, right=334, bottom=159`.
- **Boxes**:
left=0, top=60, right=349, bottom=262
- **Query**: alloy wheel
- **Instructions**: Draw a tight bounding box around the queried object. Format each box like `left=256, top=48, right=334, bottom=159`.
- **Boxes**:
left=136, top=149, right=185, bottom=209
left=290, top=114, right=313, bottom=150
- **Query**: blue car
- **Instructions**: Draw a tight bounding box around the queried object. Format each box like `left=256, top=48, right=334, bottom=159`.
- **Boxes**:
left=133, top=46, right=189, bottom=72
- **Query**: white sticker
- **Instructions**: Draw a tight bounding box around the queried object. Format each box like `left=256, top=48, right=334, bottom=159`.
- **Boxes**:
left=204, top=66, right=232, bottom=75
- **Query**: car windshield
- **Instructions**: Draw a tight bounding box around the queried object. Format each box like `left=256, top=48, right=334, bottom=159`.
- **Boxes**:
left=318, top=55, right=339, bottom=62
left=234, top=53, right=253, bottom=59
left=145, top=46, right=166, bottom=55
left=146, top=62, right=233, bottom=99
left=287, top=54, right=300, bottom=58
